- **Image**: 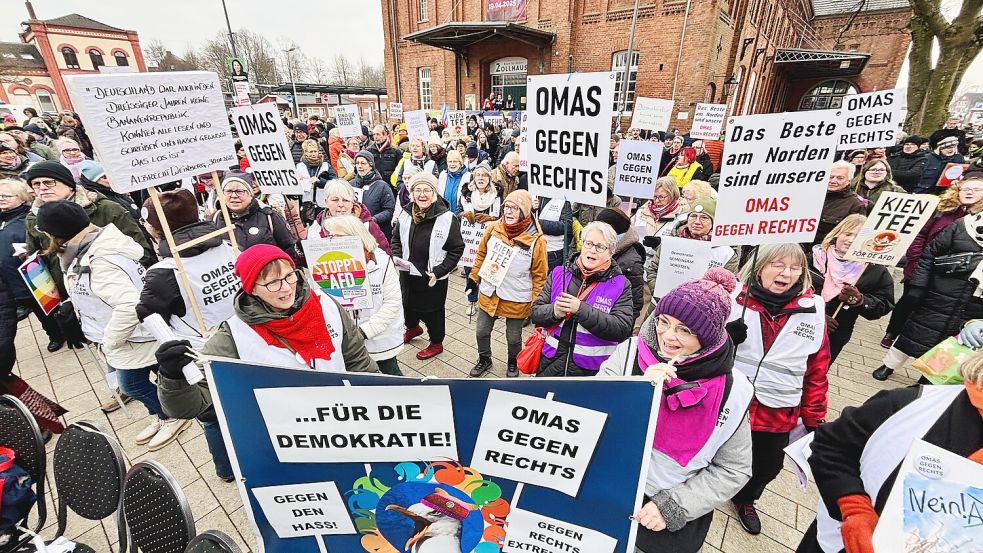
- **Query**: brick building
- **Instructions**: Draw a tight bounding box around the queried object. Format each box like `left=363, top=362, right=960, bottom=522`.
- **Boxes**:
left=381, top=0, right=911, bottom=130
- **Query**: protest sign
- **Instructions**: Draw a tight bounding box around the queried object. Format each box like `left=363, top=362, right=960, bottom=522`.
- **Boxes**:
left=448, top=110, right=468, bottom=139
left=208, top=359, right=658, bottom=553
left=630, top=97, right=674, bottom=132
left=388, top=102, right=403, bottom=120
left=478, top=236, right=518, bottom=287
left=333, top=104, right=361, bottom=138
left=937, top=162, right=970, bottom=188
left=872, top=440, right=983, bottom=552
left=503, top=509, right=617, bottom=553
left=404, top=109, right=429, bottom=141
left=18, top=253, right=60, bottom=315
left=844, top=192, right=939, bottom=266
left=837, top=88, right=904, bottom=150
left=518, top=111, right=529, bottom=172
left=301, top=237, right=372, bottom=311
left=652, top=237, right=714, bottom=299
left=526, top=72, right=616, bottom=208
left=65, top=71, right=236, bottom=193
left=712, top=110, right=839, bottom=246
left=459, top=220, right=489, bottom=266
left=614, top=139, right=663, bottom=198
left=231, top=102, right=303, bottom=195
left=690, top=103, right=727, bottom=140
left=232, top=81, right=250, bottom=107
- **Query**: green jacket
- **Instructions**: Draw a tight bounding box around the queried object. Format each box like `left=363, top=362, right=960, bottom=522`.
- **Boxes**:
left=25, top=188, right=155, bottom=296
left=157, top=279, right=379, bottom=422
left=30, top=142, right=59, bottom=161
left=856, top=180, right=905, bottom=215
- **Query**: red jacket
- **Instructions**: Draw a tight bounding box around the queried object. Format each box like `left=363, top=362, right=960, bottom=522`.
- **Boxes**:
left=328, top=136, right=345, bottom=174
left=736, top=287, right=831, bottom=433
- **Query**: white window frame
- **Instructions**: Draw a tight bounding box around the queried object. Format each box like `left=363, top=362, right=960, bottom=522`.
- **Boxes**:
left=419, top=67, right=432, bottom=111
left=419, top=0, right=429, bottom=21
left=36, top=89, right=56, bottom=112
left=612, top=50, right=639, bottom=113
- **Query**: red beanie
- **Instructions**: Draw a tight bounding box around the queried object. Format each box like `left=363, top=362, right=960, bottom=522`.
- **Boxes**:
left=234, top=244, right=295, bottom=294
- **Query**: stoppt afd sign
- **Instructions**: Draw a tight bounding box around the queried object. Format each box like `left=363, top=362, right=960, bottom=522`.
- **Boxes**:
left=232, top=102, right=303, bottom=195
left=526, top=72, right=616, bottom=208
left=712, top=110, right=839, bottom=246
left=844, top=192, right=939, bottom=266
left=302, top=237, right=371, bottom=310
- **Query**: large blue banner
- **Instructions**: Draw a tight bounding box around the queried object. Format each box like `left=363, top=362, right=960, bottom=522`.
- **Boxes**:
left=208, top=359, right=659, bottom=553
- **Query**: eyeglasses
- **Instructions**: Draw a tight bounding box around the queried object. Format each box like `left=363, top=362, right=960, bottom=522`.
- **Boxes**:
left=768, top=261, right=804, bottom=274
left=961, top=187, right=983, bottom=193
left=653, top=193, right=671, bottom=201
left=503, top=204, right=520, bottom=213
left=866, top=168, right=887, bottom=173
left=61, top=148, right=81, bottom=154
left=224, top=188, right=250, bottom=197
left=412, top=188, right=434, bottom=196
left=655, top=315, right=697, bottom=340
left=30, top=179, right=61, bottom=190
left=255, top=269, right=300, bottom=293
left=0, top=194, right=16, bottom=200
left=582, top=240, right=609, bottom=253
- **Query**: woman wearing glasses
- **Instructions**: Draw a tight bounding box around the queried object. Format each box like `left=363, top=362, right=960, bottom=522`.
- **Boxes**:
left=217, top=172, right=297, bottom=260
left=308, top=179, right=391, bottom=255
left=851, top=159, right=904, bottom=214
left=727, top=243, right=831, bottom=536
left=530, top=221, right=634, bottom=377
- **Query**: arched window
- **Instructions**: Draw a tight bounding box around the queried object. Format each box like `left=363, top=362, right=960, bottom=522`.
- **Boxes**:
left=612, top=50, right=640, bottom=112
left=35, top=90, right=56, bottom=113
left=89, top=49, right=104, bottom=70
left=62, top=47, right=79, bottom=69
left=798, top=79, right=858, bottom=110
left=114, top=51, right=129, bottom=66
left=704, top=82, right=717, bottom=103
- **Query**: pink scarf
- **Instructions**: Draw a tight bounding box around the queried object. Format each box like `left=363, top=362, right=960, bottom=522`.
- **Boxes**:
left=811, top=244, right=864, bottom=302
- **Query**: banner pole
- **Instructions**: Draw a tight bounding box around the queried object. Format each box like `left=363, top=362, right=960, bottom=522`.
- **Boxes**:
left=212, top=170, right=241, bottom=255
left=739, top=245, right=759, bottom=320
left=831, top=263, right=869, bottom=319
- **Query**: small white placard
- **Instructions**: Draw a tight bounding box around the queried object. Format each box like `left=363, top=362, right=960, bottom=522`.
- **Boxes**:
left=613, top=139, right=663, bottom=199
left=503, top=508, right=617, bottom=553
left=251, top=482, right=356, bottom=538
left=652, top=236, right=714, bottom=299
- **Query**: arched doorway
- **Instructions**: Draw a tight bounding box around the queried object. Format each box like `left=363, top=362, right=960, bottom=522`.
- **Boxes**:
left=798, top=79, right=858, bottom=110
left=490, top=56, right=527, bottom=109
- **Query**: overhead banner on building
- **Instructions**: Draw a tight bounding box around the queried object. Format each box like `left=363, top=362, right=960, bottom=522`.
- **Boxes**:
left=66, top=71, right=237, bottom=193
left=208, top=359, right=659, bottom=553
left=231, top=102, right=303, bottom=195
left=689, top=103, right=727, bottom=140
left=712, top=110, right=840, bottom=246
left=526, top=72, right=616, bottom=208
left=630, top=97, right=674, bottom=132
left=487, top=0, right=527, bottom=21
left=333, top=104, right=362, bottom=138
left=837, top=88, right=904, bottom=150
left=844, top=192, right=939, bottom=266
left=613, top=139, right=663, bottom=199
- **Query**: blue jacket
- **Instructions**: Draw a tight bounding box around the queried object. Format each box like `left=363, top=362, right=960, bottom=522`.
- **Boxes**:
left=0, top=204, right=30, bottom=302
left=353, top=169, right=396, bottom=239
left=915, top=151, right=965, bottom=194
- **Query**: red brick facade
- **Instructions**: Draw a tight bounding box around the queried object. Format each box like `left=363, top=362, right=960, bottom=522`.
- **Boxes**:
left=381, top=0, right=911, bottom=131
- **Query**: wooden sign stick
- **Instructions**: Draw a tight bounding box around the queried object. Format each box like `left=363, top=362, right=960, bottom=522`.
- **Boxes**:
left=831, top=263, right=869, bottom=319
left=212, top=170, right=240, bottom=256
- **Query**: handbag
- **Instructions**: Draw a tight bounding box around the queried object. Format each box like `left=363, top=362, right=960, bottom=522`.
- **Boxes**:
left=932, top=252, right=983, bottom=275
left=911, top=336, right=970, bottom=385
left=516, top=282, right=599, bottom=375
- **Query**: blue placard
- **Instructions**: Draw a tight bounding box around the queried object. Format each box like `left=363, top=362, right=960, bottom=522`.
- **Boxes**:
left=208, top=359, right=658, bottom=553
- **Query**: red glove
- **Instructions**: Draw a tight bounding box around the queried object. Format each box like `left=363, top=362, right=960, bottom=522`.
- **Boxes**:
left=837, top=494, right=878, bottom=553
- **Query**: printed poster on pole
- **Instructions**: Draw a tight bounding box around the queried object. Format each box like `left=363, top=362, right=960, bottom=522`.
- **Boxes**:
left=208, top=359, right=660, bottom=553
left=689, top=103, right=727, bottom=140
left=613, top=140, right=663, bottom=199
left=388, top=102, right=403, bottom=120
left=448, top=110, right=468, bottom=139
left=231, top=102, right=304, bottom=195
left=844, top=192, right=939, bottom=266
left=630, top=98, right=674, bottom=132
left=301, top=237, right=372, bottom=311
left=65, top=71, right=237, bottom=193
left=525, top=72, right=616, bottom=208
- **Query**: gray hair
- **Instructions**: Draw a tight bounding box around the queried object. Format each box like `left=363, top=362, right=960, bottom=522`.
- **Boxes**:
left=738, top=243, right=811, bottom=296
left=830, top=160, right=856, bottom=180
left=0, top=178, right=32, bottom=203
left=580, top=221, right=618, bottom=252
left=961, top=350, right=983, bottom=388
left=502, top=151, right=520, bottom=165
left=322, top=214, right=378, bottom=253
left=323, top=179, right=355, bottom=203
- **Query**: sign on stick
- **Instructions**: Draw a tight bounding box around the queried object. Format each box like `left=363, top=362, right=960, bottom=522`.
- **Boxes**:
left=844, top=192, right=939, bottom=266
left=613, top=139, right=663, bottom=198
left=333, top=104, right=361, bottom=138
left=690, top=103, right=727, bottom=140
left=231, top=102, right=303, bottom=195
left=837, top=88, right=904, bottom=150
left=630, top=97, right=674, bottom=132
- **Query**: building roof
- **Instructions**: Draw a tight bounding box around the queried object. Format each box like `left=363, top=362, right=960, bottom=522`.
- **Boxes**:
left=35, top=14, right=127, bottom=32
left=271, top=84, right=387, bottom=97
left=774, top=48, right=870, bottom=78
left=403, top=22, right=555, bottom=53
left=0, top=42, right=46, bottom=70
left=811, top=0, right=909, bottom=17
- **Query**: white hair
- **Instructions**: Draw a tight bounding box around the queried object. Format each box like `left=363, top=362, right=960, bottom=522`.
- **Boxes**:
left=323, top=179, right=355, bottom=202
left=323, top=214, right=378, bottom=252
left=830, top=160, right=856, bottom=179
left=580, top=221, right=618, bottom=252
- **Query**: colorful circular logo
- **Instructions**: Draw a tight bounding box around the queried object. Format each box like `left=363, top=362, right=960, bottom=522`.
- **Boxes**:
left=311, top=250, right=367, bottom=299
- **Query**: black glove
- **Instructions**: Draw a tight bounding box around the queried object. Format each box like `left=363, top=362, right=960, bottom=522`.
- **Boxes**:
left=52, top=300, right=86, bottom=347
left=317, top=172, right=332, bottom=182
left=155, top=340, right=195, bottom=380
left=642, top=235, right=662, bottom=249
left=726, top=319, right=748, bottom=346
left=804, top=426, right=817, bottom=434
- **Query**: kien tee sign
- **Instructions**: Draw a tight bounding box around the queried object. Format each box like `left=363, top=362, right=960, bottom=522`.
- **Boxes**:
left=844, top=192, right=939, bottom=266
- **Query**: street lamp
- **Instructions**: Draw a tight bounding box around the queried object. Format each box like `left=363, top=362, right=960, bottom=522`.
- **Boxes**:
left=723, top=73, right=740, bottom=100
left=284, top=47, right=299, bottom=120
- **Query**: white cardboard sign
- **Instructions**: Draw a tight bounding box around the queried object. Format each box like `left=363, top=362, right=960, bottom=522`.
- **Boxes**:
left=690, top=103, right=727, bottom=140
left=470, top=389, right=607, bottom=496
left=66, top=71, right=237, bottom=193
left=844, top=192, right=939, bottom=266
left=630, top=97, right=674, bottom=132
left=614, top=139, right=663, bottom=198
left=712, top=110, right=840, bottom=246
left=231, top=102, right=303, bottom=195
left=251, top=482, right=356, bottom=538
left=459, top=220, right=489, bottom=267
left=837, top=88, right=904, bottom=150
left=652, top=236, right=714, bottom=299
left=502, top=508, right=617, bottom=553
left=518, top=111, right=529, bottom=172
left=447, top=110, right=468, bottom=139
left=333, top=104, right=361, bottom=138
left=254, top=385, right=458, bottom=463
left=388, top=102, right=403, bottom=120
left=404, top=110, right=429, bottom=141
left=525, top=72, right=616, bottom=208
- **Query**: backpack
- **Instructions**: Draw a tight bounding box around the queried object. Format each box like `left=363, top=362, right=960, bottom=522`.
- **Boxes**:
left=0, top=447, right=36, bottom=533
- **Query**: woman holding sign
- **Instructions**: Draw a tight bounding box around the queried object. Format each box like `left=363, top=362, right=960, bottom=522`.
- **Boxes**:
left=217, top=173, right=298, bottom=261
left=309, top=179, right=392, bottom=255
left=600, top=268, right=753, bottom=553
left=809, top=215, right=896, bottom=362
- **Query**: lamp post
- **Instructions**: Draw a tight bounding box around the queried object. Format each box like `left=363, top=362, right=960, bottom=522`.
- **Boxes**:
left=723, top=73, right=740, bottom=100
left=220, top=0, right=238, bottom=58
left=284, top=47, right=299, bottom=120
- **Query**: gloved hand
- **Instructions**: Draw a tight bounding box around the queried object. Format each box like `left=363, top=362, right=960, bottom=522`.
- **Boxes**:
left=462, top=211, right=476, bottom=224
left=960, top=320, right=983, bottom=349
left=427, top=272, right=438, bottom=287
left=837, top=284, right=864, bottom=307
left=155, top=340, right=195, bottom=380
left=318, top=171, right=332, bottom=181
left=837, top=495, right=878, bottom=553
left=52, top=301, right=86, bottom=347
left=725, top=319, right=748, bottom=346
left=475, top=214, right=497, bottom=223
left=825, top=315, right=840, bottom=333
left=642, top=235, right=662, bottom=249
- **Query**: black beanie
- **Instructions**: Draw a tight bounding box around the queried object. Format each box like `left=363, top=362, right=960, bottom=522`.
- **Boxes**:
left=596, top=207, right=631, bottom=235
left=36, top=200, right=90, bottom=239
left=903, top=135, right=926, bottom=146
left=355, top=149, right=375, bottom=166
left=25, top=161, right=76, bottom=189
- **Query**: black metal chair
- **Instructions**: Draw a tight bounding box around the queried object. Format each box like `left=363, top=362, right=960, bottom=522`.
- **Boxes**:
left=0, top=394, right=46, bottom=553
left=51, top=421, right=128, bottom=552
left=184, top=530, right=242, bottom=553
left=122, top=460, right=195, bottom=553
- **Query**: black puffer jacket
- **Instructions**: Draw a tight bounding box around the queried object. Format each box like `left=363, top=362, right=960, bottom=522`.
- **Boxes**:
left=809, top=260, right=895, bottom=361
left=216, top=199, right=298, bottom=262
left=613, top=228, right=646, bottom=321
left=888, top=151, right=928, bottom=192
left=893, top=221, right=983, bottom=358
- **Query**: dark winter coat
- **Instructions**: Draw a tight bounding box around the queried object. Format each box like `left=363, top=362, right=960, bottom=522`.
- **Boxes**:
left=218, top=199, right=298, bottom=262
left=816, top=189, right=866, bottom=245
left=352, top=169, right=396, bottom=239
left=613, top=228, right=646, bottom=321
left=135, top=222, right=223, bottom=323
left=809, top=261, right=895, bottom=361
left=0, top=204, right=30, bottom=302
left=893, top=220, right=983, bottom=358
left=903, top=207, right=967, bottom=280
left=694, top=152, right=715, bottom=181
left=367, top=140, right=403, bottom=185
left=390, top=201, right=464, bottom=311
left=0, top=155, right=30, bottom=179
left=929, top=127, right=968, bottom=154
left=289, top=139, right=325, bottom=164
left=888, top=150, right=928, bottom=192
left=915, top=151, right=966, bottom=194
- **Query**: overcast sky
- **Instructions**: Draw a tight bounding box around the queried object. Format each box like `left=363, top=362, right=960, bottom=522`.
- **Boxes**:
left=1, top=0, right=386, bottom=66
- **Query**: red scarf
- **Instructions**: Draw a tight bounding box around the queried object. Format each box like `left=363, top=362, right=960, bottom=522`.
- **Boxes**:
left=504, top=215, right=532, bottom=239
left=251, top=291, right=336, bottom=364
left=648, top=198, right=680, bottom=220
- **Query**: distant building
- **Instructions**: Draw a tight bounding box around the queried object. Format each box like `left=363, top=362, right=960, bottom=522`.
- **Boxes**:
left=0, top=7, right=146, bottom=114
left=952, top=92, right=983, bottom=123
left=265, top=84, right=390, bottom=124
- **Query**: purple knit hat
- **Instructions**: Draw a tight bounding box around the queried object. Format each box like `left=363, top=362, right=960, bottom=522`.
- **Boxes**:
left=654, top=267, right=737, bottom=347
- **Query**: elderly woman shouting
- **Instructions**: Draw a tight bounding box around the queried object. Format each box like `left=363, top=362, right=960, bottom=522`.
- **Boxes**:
left=391, top=172, right=465, bottom=360
left=530, top=221, right=634, bottom=377
left=469, top=190, right=548, bottom=378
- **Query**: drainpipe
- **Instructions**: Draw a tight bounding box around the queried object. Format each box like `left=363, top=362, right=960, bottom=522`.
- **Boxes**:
left=670, top=0, right=694, bottom=104
left=390, top=0, right=402, bottom=102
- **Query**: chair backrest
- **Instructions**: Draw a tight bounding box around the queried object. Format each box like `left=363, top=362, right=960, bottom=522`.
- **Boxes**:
left=52, top=421, right=127, bottom=549
left=184, top=530, right=242, bottom=553
left=0, top=394, right=46, bottom=547
left=122, top=461, right=195, bottom=553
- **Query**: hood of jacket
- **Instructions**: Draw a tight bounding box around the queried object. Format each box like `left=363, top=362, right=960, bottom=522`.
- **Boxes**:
left=614, top=227, right=642, bottom=256
left=159, top=221, right=224, bottom=258
left=63, top=223, right=143, bottom=270
left=233, top=277, right=312, bottom=325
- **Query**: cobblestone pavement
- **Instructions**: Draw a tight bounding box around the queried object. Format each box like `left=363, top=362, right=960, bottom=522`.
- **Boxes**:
left=13, top=272, right=918, bottom=552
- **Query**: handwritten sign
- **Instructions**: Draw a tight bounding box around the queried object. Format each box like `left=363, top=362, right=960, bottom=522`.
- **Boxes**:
left=403, top=110, right=429, bottom=141
left=837, top=88, right=904, bottom=150
left=503, top=508, right=617, bottom=553
left=231, top=102, right=303, bottom=195
left=690, top=103, right=727, bottom=140
left=478, top=236, right=517, bottom=287
left=652, top=237, right=714, bottom=299
left=388, top=102, right=403, bottom=120
left=630, top=97, right=674, bottom=132
left=252, top=482, right=356, bottom=538
left=844, top=192, right=939, bottom=266
left=302, top=237, right=372, bottom=310
left=66, top=71, right=236, bottom=193
left=614, top=139, right=663, bottom=198
left=333, top=104, right=361, bottom=138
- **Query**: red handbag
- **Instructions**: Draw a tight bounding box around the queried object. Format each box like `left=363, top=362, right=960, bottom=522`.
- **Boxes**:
left=516, top=282, right=599, bottom=375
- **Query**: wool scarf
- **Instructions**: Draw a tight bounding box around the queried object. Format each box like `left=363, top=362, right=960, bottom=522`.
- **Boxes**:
left=647, top=198, right=680, bottom=221
left=251, top=290, right=336, bottom=364
left=575, top=255, right=611, bottom=279
left=302, top=150, right=323, bottom=167
left=676, top=225, right=711, bottom=241
left=469, top=182, right=498, bottom=212
left=504, top=215, right=532, bottom=239
left=411, top=202, right=430, bottom=225
left=748, top=283, right=799, bottom=316
left=812, top=244, right=865, bottom=302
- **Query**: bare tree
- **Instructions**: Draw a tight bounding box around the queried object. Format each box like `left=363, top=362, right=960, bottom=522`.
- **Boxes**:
left=275, top=39, right=309, bottom=82
left=905, top=0, right=983, bottom=134
left=236, top=29, right=279, bottom=85
left=198, top=37, right=233, bottom=81
left=331, top=54, right=354, bottom=85
left=308, top=57, right=330, bottom=83
left=181, top=47, right=204, bottom=71
left=144, top=39, right=168, bottom=68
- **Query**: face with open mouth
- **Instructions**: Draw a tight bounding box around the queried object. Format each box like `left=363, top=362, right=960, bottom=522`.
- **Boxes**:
left=758, top=254, right=804, bottom=295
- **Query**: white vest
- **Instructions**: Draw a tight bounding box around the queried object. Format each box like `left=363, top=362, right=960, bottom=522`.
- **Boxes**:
left=478, top=234, right=538, bottom=303
left=148, top=243, right=239, bottom=348
left=226, top=292, right=347, bottom=372
left=357, top=252, right=404, bottom=359
left=396, top=210, right=454, bottom=278
left=730, top=297, right=825, bottom=408
left=814, top=385, right=964, bottom=553
left=539, top=197, right=566, bottom=252
left=66, top=254, right=154, bottom=345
